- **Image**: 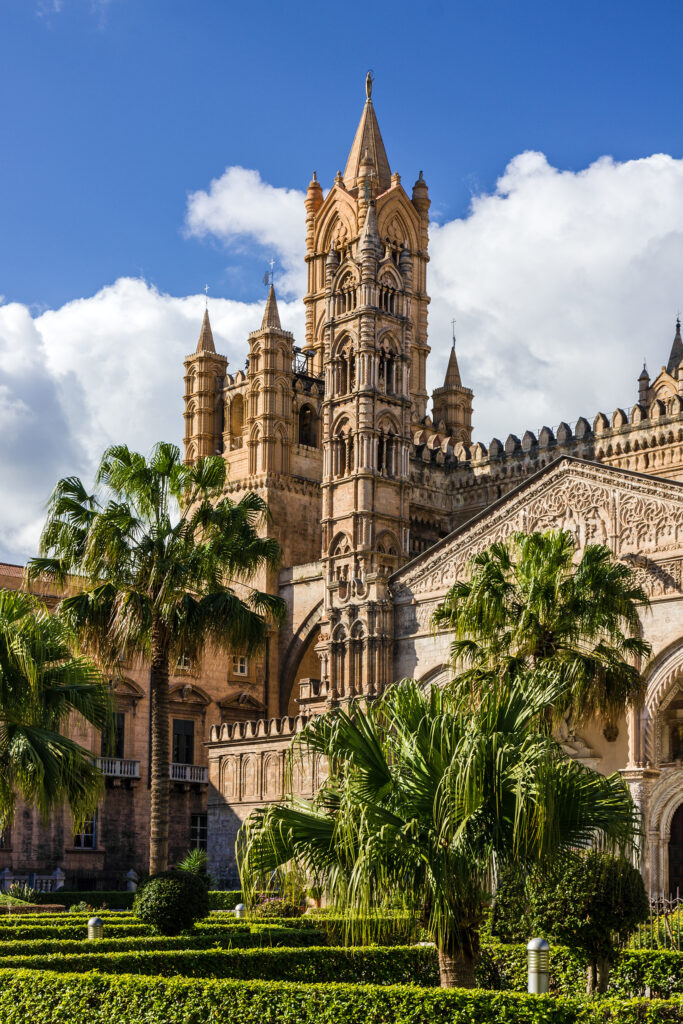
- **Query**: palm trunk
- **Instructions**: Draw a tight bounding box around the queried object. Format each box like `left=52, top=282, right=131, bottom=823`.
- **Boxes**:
left=149, top=619, right=170, bottom=876
left=438, top=947, right=477, bottom=988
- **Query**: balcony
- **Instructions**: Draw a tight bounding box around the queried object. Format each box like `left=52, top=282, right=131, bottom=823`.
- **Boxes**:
left=96, top=757, right=140, bottom=779
left=169, top=763, right=208, bottom=784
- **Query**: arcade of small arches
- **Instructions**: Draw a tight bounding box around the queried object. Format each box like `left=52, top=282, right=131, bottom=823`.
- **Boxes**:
left=327, top=417, right=405, bottom=479
left=328, top=336, right=402, bottom=397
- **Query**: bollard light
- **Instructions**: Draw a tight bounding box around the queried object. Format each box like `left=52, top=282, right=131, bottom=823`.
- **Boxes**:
left=234, top=903, right=247, bottom=920
left=87, top=916, right=104, bottom=941
left=527, top=937, right=550, bottom=993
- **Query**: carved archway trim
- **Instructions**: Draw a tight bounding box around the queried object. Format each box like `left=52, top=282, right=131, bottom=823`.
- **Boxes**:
left=279, top=599, right=324, bottom=716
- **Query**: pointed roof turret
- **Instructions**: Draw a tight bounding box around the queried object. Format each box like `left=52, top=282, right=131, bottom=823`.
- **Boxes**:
left=358, top=199, right=382, bottom=256
left=261, top=284, right=282, bottom=330
left=443, top=345, right=462, bottom=389
left=343, top=73, right=391, bottom=194
left=667, top=317, right=683, bottom=375
left=196, top=308, right=216, bottom=353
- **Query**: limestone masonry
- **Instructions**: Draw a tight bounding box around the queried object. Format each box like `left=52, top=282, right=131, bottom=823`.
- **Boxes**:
left=2, top=76, right=683, bottom=894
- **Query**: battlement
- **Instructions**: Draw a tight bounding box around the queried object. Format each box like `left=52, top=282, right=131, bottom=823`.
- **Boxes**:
left=209, top=712, right=310, bottom=745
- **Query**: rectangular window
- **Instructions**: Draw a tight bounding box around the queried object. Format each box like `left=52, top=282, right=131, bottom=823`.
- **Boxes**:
left=101, top=711, right=125, bottom=759
left=190, top=812, right=208, bottom=850
left=172, top=719, right=195, bottom=765
left=74, top=813, right=97, bottom=850
left=232, top=655, right=249, bottom=676
left=176, top=653, right=192, bottom=672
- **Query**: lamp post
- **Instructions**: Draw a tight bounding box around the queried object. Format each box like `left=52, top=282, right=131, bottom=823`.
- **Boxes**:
left=527, top=937, right=550, bottom=994
left=87, top=916, right=104, bottom=940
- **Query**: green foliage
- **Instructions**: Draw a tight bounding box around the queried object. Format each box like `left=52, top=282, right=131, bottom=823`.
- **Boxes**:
left=250, top=899, right=303, bottom=919
left=490, top=870, right=530, bottom=943
left=0, top=589, right=112, bottom=828
left=133, top=871, right=210, bottom=935
left=529, top=853, right=648, bottom=963
left=208, top=890, right=243, bottom=910
left=177, top=848, right=213, bottom=889
left=0, top=925, right=327, bottom=956
left=0, top=969, right=677, bottom=1024
left=432, top=529, right=650, bottom=724
left=239, top=677, right=639, bottom=986
left=34, top=890, right=134, bottom=909
left=0, top=945, right=439, bottom=985
left=5, top=884, right=39, bottom=904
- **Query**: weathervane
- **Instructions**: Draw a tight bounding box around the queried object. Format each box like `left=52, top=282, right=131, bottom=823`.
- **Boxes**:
left=263, top=259, right=276, bottom=288
left=451, top=318, right=457, bottom=348
left=204, top=283, right=210, bottom=309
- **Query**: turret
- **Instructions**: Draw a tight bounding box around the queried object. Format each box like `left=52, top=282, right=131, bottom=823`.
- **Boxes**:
left=183, top=308, right=228, bottom=463
left=638, top=362, right=650, bottom=406
left=431, top=333, right=473, bottom=445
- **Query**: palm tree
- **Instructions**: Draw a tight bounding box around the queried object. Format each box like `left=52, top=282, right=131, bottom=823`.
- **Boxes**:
left=0, top=588, right=112, bottom=829
left=27, top=442, right=286, bottom=875
left=237, top=675, right=639, bottom=988
left=431, top=530, right=651, bottom=725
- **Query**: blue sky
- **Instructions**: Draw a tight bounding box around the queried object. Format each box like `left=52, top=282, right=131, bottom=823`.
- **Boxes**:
left=3, top=0, right=683, bottom=310
left=2, top=0, right=683, bottom=562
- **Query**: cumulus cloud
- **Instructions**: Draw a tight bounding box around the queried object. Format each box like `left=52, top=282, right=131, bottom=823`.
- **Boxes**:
left=185, top=167, right=306, bottom=297
left=3, top=150, right=683, bottom=563
left=0, top=280, right=303, bottom=562
left=428, top=151, right=683, bottom=441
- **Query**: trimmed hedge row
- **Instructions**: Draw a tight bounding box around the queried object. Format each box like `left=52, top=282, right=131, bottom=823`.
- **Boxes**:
left=34, top=890, right=135, bottom=909
left=0, top=970, right=677, bottom=1024
left=32, top=889, right=243, bottom=910
left=0, top=927, right=328, bottom=958
left=0, top=945, right=439, bottom=986
left=0, top=918, right=258, bottom=941
left=481, top=943, right=683, bottom=999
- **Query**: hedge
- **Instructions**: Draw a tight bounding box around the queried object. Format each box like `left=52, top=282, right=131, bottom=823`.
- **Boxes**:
left=210, top=890, right=243, bottom=910
left=0, top=970, right=677, bottom=1024
left=0, top=927, right=327, bottom=958
left=0, top=945, right=439, bottom=986
left=33, top=889, right=242, bottom=910
left=34, top=890, right=135, bottom=909
left=479, top=943, right=683, bottom=999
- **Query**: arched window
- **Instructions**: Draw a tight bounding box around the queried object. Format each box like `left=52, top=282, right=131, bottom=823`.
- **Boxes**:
left=230, top=394, right=244, bottom=450
left=214, top=394, right=224, bottom=453
left=298, top=405, right=317, bottom=447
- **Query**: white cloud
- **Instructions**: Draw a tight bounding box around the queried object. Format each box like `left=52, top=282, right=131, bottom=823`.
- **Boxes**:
left=428, top=150, right=683, bottom=441
left=185, top=167, right=306, bottom=297
left=3, top=150, right=683, bottom=562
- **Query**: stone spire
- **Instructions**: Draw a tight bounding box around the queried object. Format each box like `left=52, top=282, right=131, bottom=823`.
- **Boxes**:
left=196, top=308, right=216, bottom=353
left=343, top=74, right=391, bottom=194
left=443, top=344, right=462, bottom=388
left=261, top=284, right=282, bottom=330
left=667, top=317, right=683, bottom=375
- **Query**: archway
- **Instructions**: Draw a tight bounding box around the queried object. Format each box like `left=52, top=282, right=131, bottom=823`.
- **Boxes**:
left=670, top=804, right=683, bottom=897
left=278, top=599, right=324, bottom=716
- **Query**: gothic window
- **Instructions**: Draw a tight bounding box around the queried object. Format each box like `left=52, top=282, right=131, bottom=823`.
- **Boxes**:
left=339, top=354, right=348, bottom=394
left=230, top=394, right=244, bottom=449
left=214, top=392, right=224, bottom=453
left=298, top=405, right=317, bottom=447
left=335, top=271, right=357, bottom=315
left=672, top=723, right=683, bottom=760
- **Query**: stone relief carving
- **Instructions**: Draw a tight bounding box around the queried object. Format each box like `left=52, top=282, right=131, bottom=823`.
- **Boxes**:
left=393, top=461, right=683, bottom=604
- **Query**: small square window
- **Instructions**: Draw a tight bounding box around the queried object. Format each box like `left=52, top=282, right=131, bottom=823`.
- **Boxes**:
left=74, top=814, right=97, bottom=850
left=190, top=813, right=208, bottom=851
left=232, top=656, right=249, bottom=676
left=176, top=653, right=192, bottom=672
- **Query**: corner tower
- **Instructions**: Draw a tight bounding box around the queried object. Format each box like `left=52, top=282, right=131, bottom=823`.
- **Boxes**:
left=183, top=309, right=228, bottom=461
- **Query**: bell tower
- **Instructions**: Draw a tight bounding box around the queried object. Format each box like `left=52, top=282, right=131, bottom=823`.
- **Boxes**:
left=183, top=309, right=228, bottom=462
left=307, top=74, right=429, bottom=702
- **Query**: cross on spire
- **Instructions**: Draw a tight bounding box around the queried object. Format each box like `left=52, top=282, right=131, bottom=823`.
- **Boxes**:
left=204, top=283, right=209, bottom=308
left=451, top=319, right=457, bottom=348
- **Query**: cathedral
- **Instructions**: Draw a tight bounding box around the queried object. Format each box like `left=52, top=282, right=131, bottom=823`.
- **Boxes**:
left=181, top=74, right=683, bottom=897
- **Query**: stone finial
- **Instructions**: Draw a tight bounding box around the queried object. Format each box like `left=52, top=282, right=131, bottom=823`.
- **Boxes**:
left=359, top=200, right=382, bottom=256
left=667, top=317, right=683, bottom=375
left=196, top=308, right=216, bottom=354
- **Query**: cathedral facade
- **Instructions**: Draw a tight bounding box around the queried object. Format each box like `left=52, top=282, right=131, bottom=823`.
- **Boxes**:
left=187, top=78, right=683, bottom=896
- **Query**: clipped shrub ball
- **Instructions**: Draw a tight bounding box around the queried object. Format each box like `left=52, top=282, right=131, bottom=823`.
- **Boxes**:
left=133, top=870, right=210, bottom=935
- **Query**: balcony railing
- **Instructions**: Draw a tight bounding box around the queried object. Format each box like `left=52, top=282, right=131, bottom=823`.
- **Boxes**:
left=96, top=757, right=140, bottom=779
left=169, top=763, right=208, bottom=784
